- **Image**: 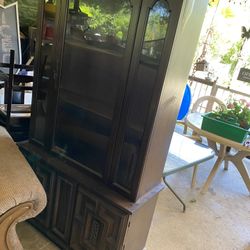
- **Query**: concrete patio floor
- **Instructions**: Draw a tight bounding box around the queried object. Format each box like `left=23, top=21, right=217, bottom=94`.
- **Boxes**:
left=17, top=156, right=250, bottom=250
left=146, top=157, right=250, bottom=250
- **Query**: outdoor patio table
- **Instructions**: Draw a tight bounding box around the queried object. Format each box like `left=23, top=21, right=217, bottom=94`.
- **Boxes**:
left=186, top=113, right=250, bottom=194
left=163, top=132, right=214, bottom=211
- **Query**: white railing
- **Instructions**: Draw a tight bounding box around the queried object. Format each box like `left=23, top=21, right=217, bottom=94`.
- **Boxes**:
left=214, top=85, right=250, bottom=103
left=189, top=76, right=250, bottom=112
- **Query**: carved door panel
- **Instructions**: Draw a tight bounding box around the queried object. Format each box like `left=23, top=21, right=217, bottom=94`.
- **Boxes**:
left=52, top=174, right=77, bottom=243
left=70, top=187, right=128, bottom=250
left=34, top=162, right=56, bottom=229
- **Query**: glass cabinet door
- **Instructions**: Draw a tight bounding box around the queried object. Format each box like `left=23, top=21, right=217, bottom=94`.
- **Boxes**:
left=31, top=0, right=58, bottom=145
left=31, top=0, right=182, bottom=197
left=111, top=0, right=182, bottom=195
left=53, top=0, right=136, bottom=177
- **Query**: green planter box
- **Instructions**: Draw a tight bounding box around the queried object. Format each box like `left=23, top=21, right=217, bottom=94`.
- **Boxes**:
left=201, top=113, right=249, bottom=143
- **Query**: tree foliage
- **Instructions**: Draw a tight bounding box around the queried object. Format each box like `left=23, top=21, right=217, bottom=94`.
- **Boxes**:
left=5, top=0, right=38, bottom=28
left=144, top=1, right=169, bottom=42
left=221, top=7, right=234, bottom=18
left=220, top=40, right=243, bottom=76
left=208, top=0, right=220, bottom=7
left=78, top=1, right=131, bottom=41
left=78, top=0, right=169, bottom=42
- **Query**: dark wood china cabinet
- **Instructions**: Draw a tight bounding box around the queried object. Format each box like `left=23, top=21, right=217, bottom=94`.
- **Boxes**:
left=19, top=0, right=207, bottom=249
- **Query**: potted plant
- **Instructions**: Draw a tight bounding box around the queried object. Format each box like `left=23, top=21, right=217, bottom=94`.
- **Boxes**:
left=213, top=99, right=250, bottom=129
left=201, top=98, right=250, bottom=143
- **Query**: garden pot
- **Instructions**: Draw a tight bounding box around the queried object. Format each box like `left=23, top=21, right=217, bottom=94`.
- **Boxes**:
left=201, top=112, right=249, bottom=143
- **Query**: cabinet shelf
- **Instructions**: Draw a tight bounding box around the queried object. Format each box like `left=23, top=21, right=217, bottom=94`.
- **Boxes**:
left=65, top=39, right=125, bottom=57
left=58, top=87, right=114, bottom=121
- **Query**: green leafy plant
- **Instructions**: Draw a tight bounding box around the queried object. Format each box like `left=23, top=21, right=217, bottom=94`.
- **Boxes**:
left=79, top=2, right=131, bottom=41
left=212, top=98, right=250, bottom=129
left=220, top=40, right=243, bottom=77
left=220, top=26, right=250, bottom=81
left=5, top=0, right=38, bottom=29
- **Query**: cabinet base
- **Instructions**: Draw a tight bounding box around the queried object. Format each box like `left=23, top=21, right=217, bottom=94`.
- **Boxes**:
left=19, top=142, right=164, bottom=250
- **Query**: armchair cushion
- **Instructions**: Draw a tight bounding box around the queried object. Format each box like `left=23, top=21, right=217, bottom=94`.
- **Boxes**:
left=0, top=126, right=46, bottom=249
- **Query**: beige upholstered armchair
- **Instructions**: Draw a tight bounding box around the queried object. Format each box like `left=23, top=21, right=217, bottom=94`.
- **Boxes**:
left=0, top=126, right=46, bottom=250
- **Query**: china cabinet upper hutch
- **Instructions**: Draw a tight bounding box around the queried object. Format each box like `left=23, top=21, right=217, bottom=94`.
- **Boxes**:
left=20, top=0, right=208, bottom=249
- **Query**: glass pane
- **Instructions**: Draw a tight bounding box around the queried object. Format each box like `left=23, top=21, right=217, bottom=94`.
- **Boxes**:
left=141, top=0, right=170, bottom=64
left=113, top=0, right=171, bottom=191
left=33, top=0, right=57, bottom=143
left=54, top=0, right=132, bottom=175
left=66, top=0, right=132, bottom=52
